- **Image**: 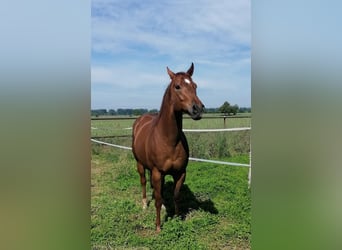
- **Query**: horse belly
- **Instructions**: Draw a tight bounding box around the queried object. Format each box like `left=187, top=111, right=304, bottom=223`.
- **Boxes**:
left=132, top=115, right=155, bottom=167
left=132, top=138, right=148, bottom=164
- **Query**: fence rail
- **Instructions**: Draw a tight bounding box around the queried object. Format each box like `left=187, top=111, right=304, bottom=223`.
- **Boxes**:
left=91, top=138, right=250, bottom=168
left=91, top=115, right=251, bottom=121
left=91, top=127, right=251, bottom=136
left=183, top=127, right=251, bottom=132
left=91, top=135, right=132, bottom=139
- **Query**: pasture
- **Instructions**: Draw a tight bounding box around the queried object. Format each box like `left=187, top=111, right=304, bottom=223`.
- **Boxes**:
left=91, top=115, right=251, bottom=249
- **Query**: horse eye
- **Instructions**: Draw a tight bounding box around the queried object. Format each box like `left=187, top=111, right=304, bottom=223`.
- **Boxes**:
left=175, top=85, right=181, bottom=90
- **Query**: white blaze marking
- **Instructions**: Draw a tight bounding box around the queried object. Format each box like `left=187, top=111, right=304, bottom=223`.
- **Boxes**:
left=184, top=78, right=191, bottom=84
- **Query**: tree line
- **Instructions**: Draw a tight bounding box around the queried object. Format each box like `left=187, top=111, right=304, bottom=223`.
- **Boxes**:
left=91, top=101, right=251, bottom=117
left=91, top=108, right=158, bottom=117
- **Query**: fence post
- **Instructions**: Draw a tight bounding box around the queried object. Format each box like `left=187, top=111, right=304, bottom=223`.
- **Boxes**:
left=248, top=151, right=251, bottom=188
left=223, top=116, right=227, bottom=128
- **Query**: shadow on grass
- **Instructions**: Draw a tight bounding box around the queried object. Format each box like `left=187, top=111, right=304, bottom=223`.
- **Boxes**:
left=161, top=181, right=218, bottom=221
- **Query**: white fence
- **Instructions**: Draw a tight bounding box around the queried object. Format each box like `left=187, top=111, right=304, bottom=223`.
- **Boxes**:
left=91, top=127, right=252, bottom=187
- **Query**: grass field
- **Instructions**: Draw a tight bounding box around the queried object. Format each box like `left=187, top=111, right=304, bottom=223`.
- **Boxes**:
left=91, top=115, right=251, bottom=249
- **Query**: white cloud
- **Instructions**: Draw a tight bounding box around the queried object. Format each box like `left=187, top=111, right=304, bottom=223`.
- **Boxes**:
left=91, top=0, right=251, bottom=109
left=92, top=0, right=250, bottom=61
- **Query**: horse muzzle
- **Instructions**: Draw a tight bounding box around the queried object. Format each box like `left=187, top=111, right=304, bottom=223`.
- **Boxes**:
left=189, top=103, right=205, bottom=120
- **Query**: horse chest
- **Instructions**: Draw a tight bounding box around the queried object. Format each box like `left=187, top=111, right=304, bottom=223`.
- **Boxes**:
left=154, top=143, right=188, bottom=172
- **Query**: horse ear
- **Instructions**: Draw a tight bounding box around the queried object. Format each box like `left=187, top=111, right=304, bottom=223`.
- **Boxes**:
left=167, top=67, right=175, bottom=79
left=187, top=62, right=194, bottom=76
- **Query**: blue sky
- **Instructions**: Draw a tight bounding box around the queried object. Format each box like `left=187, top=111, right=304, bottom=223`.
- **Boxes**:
left=91, top=0, right=250, bottom=110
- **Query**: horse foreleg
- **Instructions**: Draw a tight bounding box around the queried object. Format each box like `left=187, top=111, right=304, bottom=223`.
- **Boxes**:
left=151, top=169, right=162, bottom=232
left=173, top=171, right=186, bottom=216
left=137, top=162, right=147, bottom=209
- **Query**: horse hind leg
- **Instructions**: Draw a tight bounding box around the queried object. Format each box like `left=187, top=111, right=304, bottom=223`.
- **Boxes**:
left=137, top=162, right=147, bottom=209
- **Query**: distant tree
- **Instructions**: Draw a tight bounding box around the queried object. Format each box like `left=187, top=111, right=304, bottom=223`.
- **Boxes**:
left=231, top=104, right=239, bottom=115
left=148, top=109, right=159, bottom=114
left=91, top=109, right=107, bottom=116
left=117, top=109, right=133, bottom=116
left=132, top=109, right=148, bottom=116
left=219, top=101, right=231, bottom=115
left=126, top=109, right=133, bottom=116
left=132, top=109, right=140, bottom=116
left=108, top=109, right=117, bottom=116
left=238, top=107, right=251, bottom=113
left=238, top=107, right=246, bottom=113
left=219, top=101, right=239, bottom=115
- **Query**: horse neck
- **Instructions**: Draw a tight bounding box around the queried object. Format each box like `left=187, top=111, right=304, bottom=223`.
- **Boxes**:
left=156, top=87, right=183, bottom=143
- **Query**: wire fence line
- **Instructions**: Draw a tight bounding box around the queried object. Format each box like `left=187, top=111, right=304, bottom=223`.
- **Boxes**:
left=91, top=115, right=251, bottom=121
left=90, top=137, right=251, bottom=168
left=91, top=139, right=132, bottom=150
left=91, top=124, right=252, bottom=186
left=96, top=127, right=251, bottom=132
left=183, top=127, right=251, bottom=132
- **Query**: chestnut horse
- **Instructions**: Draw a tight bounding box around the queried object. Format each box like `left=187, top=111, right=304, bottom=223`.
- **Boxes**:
left=132, top=63, right=204, bottom=232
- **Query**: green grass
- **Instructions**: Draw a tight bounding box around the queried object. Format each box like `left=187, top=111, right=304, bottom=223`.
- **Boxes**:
left=91, top=146, right=251, bottom=249
left=91, top=115, right=251, bottom=249
left=91, top=119, right=135, bottom=137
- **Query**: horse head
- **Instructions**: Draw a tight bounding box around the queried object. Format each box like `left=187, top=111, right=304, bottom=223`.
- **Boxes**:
left=166, top=63, right=205, bottom=120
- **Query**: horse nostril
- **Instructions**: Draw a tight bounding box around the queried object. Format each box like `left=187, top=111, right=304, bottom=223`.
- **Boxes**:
left=192, top=105, right=198, bottom=114
left=192, top=104, right=204, bottom=114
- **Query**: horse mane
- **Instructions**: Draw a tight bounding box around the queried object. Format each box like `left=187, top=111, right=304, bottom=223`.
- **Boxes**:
left=158, top=83, right=172, bottom=117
